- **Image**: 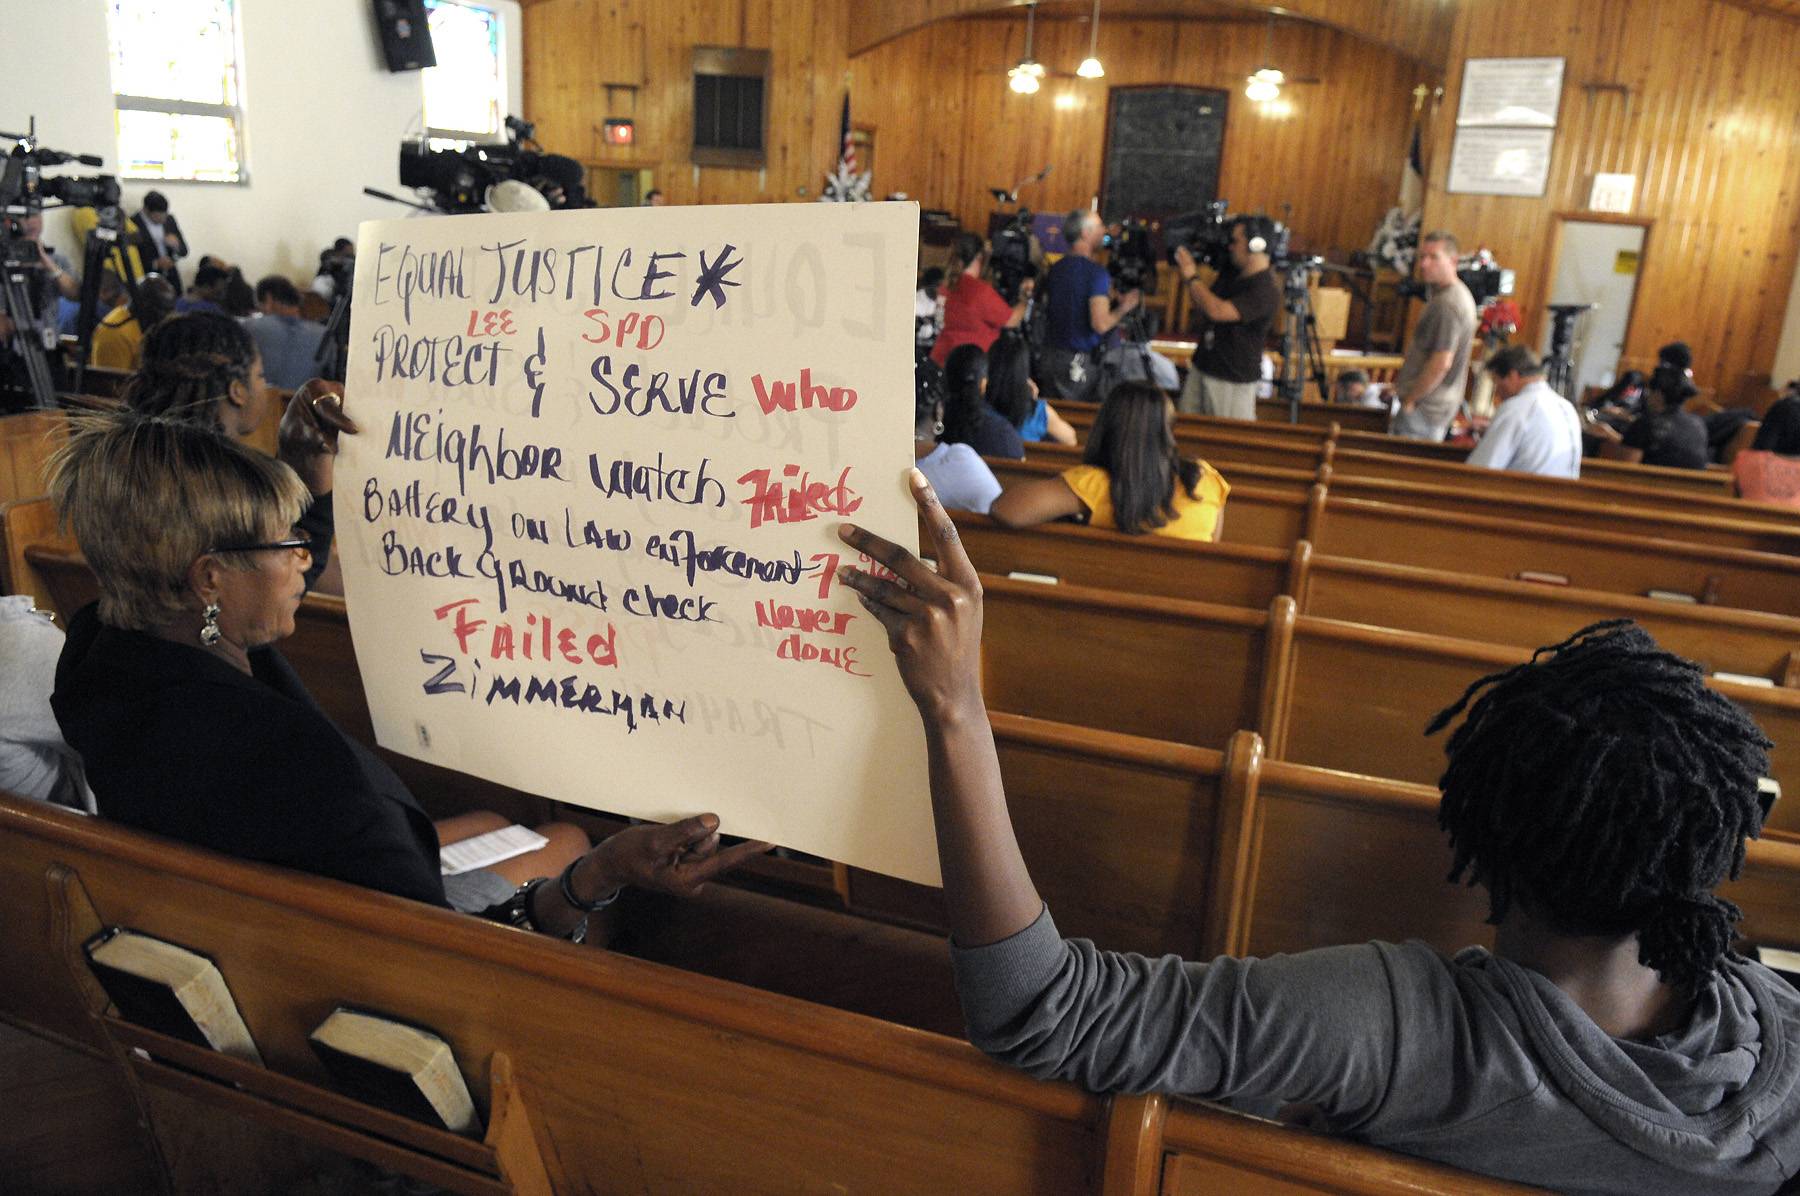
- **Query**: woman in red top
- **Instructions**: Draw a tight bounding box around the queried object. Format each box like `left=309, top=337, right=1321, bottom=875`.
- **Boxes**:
left=930, top=232, right=1028, bottom=367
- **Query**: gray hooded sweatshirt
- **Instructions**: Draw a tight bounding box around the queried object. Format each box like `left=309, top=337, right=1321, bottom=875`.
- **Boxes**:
left=951, top=909, right=1800, bottom=1194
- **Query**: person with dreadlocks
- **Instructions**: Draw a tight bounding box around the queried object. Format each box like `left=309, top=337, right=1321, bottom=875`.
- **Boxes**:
left=838, top=475, right=1800, bottom=1194
left=122, top=310, right=356, bottom=592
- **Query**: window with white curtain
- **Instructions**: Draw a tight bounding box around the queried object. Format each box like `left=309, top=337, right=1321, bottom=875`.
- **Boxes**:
left=105, top=0, right=248, bottom=183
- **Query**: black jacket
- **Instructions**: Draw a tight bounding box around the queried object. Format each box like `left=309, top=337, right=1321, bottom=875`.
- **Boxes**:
left=51, top=604, right=447, bottom=907
left=128, top=210, right=187, bottom=294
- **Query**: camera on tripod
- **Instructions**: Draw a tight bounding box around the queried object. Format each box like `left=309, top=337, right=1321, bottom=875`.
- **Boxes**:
left=988, top=208, right=1038, bottom=305
left=398, top=115, right=592, bottom=214
left=1398, top=247, right=1513, bottom=305
left=1, top=124, right=121, bottom=224
left=1104, top=220, right=1157, bottom=293
left=1164, top=201, right=1290, bottom=271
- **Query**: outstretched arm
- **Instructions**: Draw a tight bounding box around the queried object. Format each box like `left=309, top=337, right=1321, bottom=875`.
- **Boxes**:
left=838, top=470, right=1041, bottom=946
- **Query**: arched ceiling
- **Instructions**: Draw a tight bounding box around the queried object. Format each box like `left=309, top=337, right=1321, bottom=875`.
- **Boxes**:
left=845, top=0, right=1458, bottom=68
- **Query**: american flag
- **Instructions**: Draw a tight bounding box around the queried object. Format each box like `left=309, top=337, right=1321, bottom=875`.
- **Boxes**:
left=838, top=93, right=855, bottom=174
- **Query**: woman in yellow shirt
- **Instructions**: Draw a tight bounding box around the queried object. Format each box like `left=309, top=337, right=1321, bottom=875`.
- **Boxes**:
left=990, top=381, right=1228, bottom=540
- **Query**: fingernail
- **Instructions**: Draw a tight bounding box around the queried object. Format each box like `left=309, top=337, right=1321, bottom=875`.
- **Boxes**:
left=837, top=522, right=856, bottom=541
left=909, top=467, right=928, bottom=489
left=837, top=566, right=854, bottom=582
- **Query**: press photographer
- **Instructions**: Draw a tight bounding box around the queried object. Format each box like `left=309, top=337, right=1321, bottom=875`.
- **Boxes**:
left=930, top=231, right=1030, bottom=368
left=1174, top=213, right=1280, bottom=420
left=1039, top=209, right=1140, bottom=403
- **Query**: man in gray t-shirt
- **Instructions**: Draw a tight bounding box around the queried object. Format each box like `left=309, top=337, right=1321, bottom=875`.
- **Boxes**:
left=1391, top=232, right=1477, bottom=441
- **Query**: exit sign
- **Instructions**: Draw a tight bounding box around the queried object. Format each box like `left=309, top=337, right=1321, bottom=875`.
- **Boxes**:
left=603, top=119, right=636, bottom=147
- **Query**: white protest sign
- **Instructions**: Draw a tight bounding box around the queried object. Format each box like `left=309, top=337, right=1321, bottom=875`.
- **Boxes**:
left=336, top=201, right=938, bottom=886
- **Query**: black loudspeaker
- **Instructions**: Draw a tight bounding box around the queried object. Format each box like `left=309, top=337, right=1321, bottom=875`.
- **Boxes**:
left=373, top=0, right=436, bottom=73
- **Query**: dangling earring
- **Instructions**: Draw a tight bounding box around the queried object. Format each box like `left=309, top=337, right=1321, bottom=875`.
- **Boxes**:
left=932, top=419, right=945, bottom=436
left=200, top=602, right=222, bottom=647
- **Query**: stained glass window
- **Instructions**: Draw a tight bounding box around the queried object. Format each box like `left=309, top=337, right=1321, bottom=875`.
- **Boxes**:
left=423, top=1, right=504, bottom=142
left=106, top=0, right=247, bottom=183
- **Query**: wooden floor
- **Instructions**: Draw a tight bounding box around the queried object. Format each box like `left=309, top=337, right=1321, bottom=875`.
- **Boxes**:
left=0, top=1020, right=161, bottom=1195
left=0, top=1020, right=423, bottom=1195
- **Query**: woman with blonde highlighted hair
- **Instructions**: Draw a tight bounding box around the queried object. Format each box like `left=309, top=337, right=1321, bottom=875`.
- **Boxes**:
left=48, top=414, right=768, bottom=940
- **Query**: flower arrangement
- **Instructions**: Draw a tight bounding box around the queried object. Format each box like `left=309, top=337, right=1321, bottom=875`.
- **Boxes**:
left=1477, top=298, right=1521, bottom=348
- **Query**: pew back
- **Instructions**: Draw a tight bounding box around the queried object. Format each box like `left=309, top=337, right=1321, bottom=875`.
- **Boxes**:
left=1270, top=617, right=1800, bottom=838
left=1311, top=494, right=1800, bottom=617
left=0, top=797, right=1102, bottom=1195
left=1214, top=746, right=1800, bottom=960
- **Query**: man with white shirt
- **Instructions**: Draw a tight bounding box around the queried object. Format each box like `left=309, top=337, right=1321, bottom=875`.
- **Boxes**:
left=1467, top=345, right=1583, bottom=479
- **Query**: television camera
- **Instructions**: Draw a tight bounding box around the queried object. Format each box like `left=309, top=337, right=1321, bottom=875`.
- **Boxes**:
left=1164, top=200, right=1291, bottom=271
left=1104, top=220, right=1158, bottom=293
left=1, top=118, right=127, bottom=409
left=396, top=116, right=593, bottom=215
left=988, top=208, right=1038, bottom=305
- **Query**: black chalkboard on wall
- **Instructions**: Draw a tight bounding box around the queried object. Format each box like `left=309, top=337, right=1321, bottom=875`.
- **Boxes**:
left=1100, top=86, right=1229, bottom=222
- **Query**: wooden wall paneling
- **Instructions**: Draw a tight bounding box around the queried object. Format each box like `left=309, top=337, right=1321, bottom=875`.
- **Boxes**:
left=523, top=0, right=849, bottom=208
left=849, top=16, right=1435, bottom=269
left=1419, top=0, right=1800, bottom=407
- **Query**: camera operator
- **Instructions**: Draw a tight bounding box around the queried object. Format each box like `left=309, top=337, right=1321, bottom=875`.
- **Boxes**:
left=1173, top=217, right=1280, bottom=420
left=930, top=232, right=1030, bottom=368
left=1038, top=210, right=1140, bottom=403
left=1391, top=231, right=1477, bottom=441
left=0, top=213, right=80, bottom=346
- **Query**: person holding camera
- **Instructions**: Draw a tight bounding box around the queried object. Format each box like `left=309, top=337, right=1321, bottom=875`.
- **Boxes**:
left=1173, top=218, right=1280, bottom=420
left=1039, top=210, right=1140, bottom=403
left=1391, top=231, right=1477, bottom=441
left=930, top=232, right=1029, bottom=368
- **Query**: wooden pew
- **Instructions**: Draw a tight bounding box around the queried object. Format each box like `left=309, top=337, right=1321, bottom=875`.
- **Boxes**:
left=15, top=542, right=1262, bottom=958
left=0, top=410, right=70, bottom=505
left=1255, top=398, right=1390, bottom=434
left=1310, top=492, right=1800, bottom=617
left=937, top=511, right=1800, bottom=688
left=851, top=713, right=1241, bottom=959
left=1325, top=473, right=1800, bottom=555
left=0, top=794, right=1099, bottom=1195
left=1024, top=438, right=1324, bottom=498
left=1331, top=445, right=1800, bottom=527
left=987, top=575, right=1290, bottom=748
left=0, top=790, right=1545, bottom=1194
left=1267, top=617, right=1800, bottom=838
left=984, top=457, right=1315, bottom=549
left=1, top=496, right=68, bottom=613
left=949, top=511, right=1302, bottom=611
left=1211, top=735, right=1800, bottom=959
left=1299, top=555, right=1800, bottom=685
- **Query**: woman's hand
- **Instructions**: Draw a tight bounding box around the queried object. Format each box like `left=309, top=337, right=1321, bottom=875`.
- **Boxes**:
left=573, top=815, right=771, bottom=900
left=836, top=468, right=984, bottom=724
left=279, top=380, right=359, bottom=497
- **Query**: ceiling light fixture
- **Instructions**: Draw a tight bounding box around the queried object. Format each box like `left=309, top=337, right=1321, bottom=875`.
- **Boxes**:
left=1076, top=0, right=1104, bottom=78
left=1009, top=1, right=1043, bottom=95
left=1245, top=16, right=1284, bottom=102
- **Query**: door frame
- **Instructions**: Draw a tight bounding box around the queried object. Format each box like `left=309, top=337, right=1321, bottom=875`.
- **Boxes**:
left=1537, top=211, right=1654, bottom=387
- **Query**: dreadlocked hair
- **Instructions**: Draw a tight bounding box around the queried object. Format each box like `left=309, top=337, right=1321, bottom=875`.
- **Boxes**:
left=1426, top=619, right=1770, bottom=992
left=121, top=311, right=257, bottom=430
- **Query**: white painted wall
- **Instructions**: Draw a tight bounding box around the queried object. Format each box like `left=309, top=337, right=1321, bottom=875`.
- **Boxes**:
left=1, top=0, right=521, bottom=286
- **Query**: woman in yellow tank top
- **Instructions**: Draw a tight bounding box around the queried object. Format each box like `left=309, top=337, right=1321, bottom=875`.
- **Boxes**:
left=989, top=381, right=1228, bottom=540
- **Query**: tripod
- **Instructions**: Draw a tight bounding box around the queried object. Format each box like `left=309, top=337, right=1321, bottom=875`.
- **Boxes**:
left=68, top=206, right=139, bottom=396
left=1544, top=303, right=1594, bottom=398
left=1273, top=261, right=1329, bottom=421
left=0, top=238, right=58, bottom=410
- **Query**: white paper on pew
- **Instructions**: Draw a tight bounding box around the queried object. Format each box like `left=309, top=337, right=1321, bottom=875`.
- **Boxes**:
left=334, top=202, right=939, bottom=886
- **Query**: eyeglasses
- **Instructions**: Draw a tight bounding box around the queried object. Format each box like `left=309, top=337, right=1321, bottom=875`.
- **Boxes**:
left=210, top=526, right=313, bottom=556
